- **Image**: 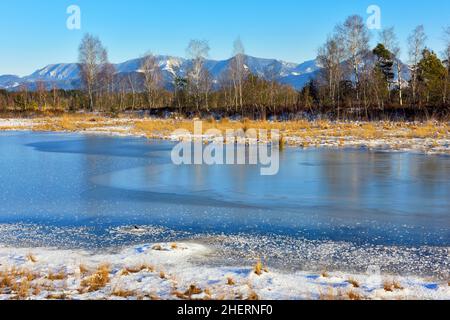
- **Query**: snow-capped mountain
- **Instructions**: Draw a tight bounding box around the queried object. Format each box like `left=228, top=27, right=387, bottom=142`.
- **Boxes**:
left=0, top=55, right=321, bottom=91
left=0, top=75, right=22, bottom=90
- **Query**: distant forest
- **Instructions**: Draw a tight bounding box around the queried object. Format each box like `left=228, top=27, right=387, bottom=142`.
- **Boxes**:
left=1, top=15, right=449, bottom=121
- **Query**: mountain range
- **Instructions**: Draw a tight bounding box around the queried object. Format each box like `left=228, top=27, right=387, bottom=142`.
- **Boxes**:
left=0, top=55, right=321, bottom=92
left=0, top=54, right=410, bottom=92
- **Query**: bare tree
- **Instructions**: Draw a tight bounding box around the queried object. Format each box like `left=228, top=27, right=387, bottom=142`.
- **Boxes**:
left=36, top=80, right=47, bottom=111
left=230, top=37, right=246, bottom=112
left=141, top=53, right=162, bottom=109
left=186, top=40, right=210, bottom=113
left=78, top=34, right=107, bottom=111
left=443, top=27, right=450, bottom=105
left=408, top=25, right=427, bottom=105
left=336, top=15, right=371, bottom=107
left=317, top=33, right=345, bottom=116
left=98, top=48, right=116, bottom=112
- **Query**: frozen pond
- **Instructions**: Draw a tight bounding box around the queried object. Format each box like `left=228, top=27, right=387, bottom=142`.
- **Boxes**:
left=0, top=132, right=449, bottom=276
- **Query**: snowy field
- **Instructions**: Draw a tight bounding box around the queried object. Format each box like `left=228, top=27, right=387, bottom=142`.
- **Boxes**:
left=0, top=242, right=449, bottom=300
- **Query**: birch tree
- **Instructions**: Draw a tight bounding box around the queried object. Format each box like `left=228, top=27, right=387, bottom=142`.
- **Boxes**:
left=186, top=40, right=210, bottom=113
left=141, top=53, right=162, bottom=109
left=317, top=34, right=345, bottom=115
left=230, top=37, right=246, bottom=112
left=78, top=34, right=107, bottom=111
left=408, top=25, right=427, bottom=105
left=336, top=15, right=370, bottom=107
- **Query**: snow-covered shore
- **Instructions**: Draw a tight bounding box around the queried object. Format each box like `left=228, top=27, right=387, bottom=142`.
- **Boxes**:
left=1, top=117, right=449, bottom=155
left=0, top=243, right=449, bottom=300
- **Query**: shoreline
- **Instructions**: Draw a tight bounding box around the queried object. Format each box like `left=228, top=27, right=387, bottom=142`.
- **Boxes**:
left=1, top=116, right=449, bottom=300
left=1, top=242, right=449, bottom=300
left=0, top=116, right=449, bottom=155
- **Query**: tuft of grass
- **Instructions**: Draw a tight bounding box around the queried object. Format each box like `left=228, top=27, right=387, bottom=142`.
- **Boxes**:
left=246, top=291, right=260, bottom=301
left=47, top=270, right=67, bottom=281
left=46, top=293, right=67, bottom=300
left=383, top=280, right=404, bottom=292
left=184, top=285, right=203, bottom=297
left=125, top=264, right=155, bottom=274
left=26, top=253, right=37, bottom=263
left=346, top=278, right=360, bottom=288
left=14, top=278, right=31, bottom=299
left=347, top=290, right=363, bottom=300
left=321, top=270, right=330, bottom=278
left=112, top=287, right=135, bottom=298
left=80, top=264, right=110, bottom=292
left=254, top=260, right=263, bottom=276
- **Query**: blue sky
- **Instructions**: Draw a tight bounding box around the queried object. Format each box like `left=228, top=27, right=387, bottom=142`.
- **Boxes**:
left=1, top=0, right=449, bottom=76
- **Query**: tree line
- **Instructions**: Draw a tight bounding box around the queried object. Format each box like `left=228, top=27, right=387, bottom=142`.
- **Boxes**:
left=1, top=15, right=449, bottom=121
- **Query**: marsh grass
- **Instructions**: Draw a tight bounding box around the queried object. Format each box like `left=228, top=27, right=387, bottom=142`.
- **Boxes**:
left=347, top=290, right=364, bottom=300
left=80, top=264, right=110, bottom=292
left=254, top=260, right=269, bottom=276
left=346, top=278, right=360, bottom=288
left=125, top=264, right=155, bottom=274
left=111, top=287, right=136, bottom=298
left=246, top=291, right=260, bottom=301
left=47, top=270, right=67, bottom=281
left=26, top=253, right=37, bottom=263
left=4, top=115, right=449, bottom=149
left=321, top=270, right=330, bottom=278
left=0, top=267, right=40, bottom=299
left=383, top=280, right=404, bottom=292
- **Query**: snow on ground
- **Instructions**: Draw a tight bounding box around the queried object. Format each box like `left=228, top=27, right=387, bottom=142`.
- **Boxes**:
left=0, top=243, right=448, bottom=300
left=0, top=118, right=36, bottom=128
left=1, top=117, right=449, bottom=155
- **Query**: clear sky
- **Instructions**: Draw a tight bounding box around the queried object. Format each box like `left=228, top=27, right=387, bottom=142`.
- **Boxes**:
left=1, top=0, right=449, bottom=76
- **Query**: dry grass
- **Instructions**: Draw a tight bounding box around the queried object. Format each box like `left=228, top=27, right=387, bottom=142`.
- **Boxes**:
left=346, top=278, right=360, bottom=288
left=125, top=264, right=155, bottom=274
left=227, top=277, right=236, bottom=286
left=47, top=270, right=67, bottom=281
left=26, top=253, right=38, bottom=263
left=383, top=280, right=404, bottom=292
left=319, top=288, right=365, bottom=301
left=111, top=287, right=136, bottom=298
left=253, top=260, right=269, bottom=276
left=3, top=115, right=449, bottom=149
left=0, top=267, right=40, bottom=299
left=184, top=285, right=203, bottom=297
left=246, top=291, right=260, bottom=301
left=347, top=290, right=364, bottom=300
left=46, top=293, right=67, bottom=300
left=173, top=284, right=204, bottom=300
left=80, top=264, right=111, bottom=292
left=321, top=270, right=330, bottom=278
